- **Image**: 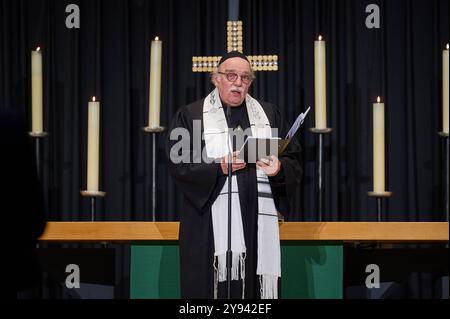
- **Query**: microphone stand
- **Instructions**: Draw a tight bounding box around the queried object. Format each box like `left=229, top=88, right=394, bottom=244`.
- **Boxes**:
left=226, top=104, right=232, bottom=299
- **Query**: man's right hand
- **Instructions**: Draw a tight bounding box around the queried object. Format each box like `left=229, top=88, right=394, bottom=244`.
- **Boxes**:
left=220, top=151, right=246, bottom=175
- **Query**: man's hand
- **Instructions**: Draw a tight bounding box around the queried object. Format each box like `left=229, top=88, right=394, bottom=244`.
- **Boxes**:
left=256, top=155, right=281, bottom=177
left=221, top=151, right=246, bottom=175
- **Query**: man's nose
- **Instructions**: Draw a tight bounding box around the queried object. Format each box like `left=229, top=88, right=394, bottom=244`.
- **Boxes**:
left=234, top=75, right=243, bottom=86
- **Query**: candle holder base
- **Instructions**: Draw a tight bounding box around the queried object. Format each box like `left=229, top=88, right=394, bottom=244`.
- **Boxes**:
left=368, top=191, right=393, bottom=198
left=28, top=132, right=49, bottom=138
left=309, top=128, right=333, bottom=134
left=143, top=126, right=166, bottom=133
left=438, top=132, right=449, bottom=137
left=80, top=190, right=106, bottom=197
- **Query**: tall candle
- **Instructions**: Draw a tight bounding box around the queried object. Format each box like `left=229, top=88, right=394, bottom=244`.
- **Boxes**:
left=373, top=96, right=385, bottom=193
left=443, top=44, right=449, bottom=134
left=31, top=47, right=43, bottom=133
left=314, top=35, right=327, bottom=129
left=87, top=97, right=100, bottom=192
left=148, top=37, right=162, bottom=128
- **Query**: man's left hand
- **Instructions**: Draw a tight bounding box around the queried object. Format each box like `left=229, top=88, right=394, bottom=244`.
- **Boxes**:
left=256, top=155, right=281, bottom=177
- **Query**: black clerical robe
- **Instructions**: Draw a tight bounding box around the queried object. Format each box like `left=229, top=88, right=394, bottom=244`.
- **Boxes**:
left=166, top=98, right=302, bottom=299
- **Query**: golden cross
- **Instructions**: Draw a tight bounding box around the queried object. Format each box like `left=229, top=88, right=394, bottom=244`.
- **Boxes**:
left=192, top=21, right=278, bottom=72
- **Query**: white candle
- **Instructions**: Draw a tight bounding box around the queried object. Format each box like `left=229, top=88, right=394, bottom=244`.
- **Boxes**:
left=443, top=44, right=449, bottom=134
left=31, top=47, right=43, bottom=133
left=314, top=35, right=327, bottom=129
left=373, top=96, right=385, bottom=193
left=148, top=37, right=162, bottom=128
left=87, top=97, right=100, bottom=192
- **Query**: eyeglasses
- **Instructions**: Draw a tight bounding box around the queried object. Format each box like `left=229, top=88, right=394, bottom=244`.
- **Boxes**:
left=217, top=72, right=253, bottom=84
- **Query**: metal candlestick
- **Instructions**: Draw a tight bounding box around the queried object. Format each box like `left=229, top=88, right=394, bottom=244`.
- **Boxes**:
left=438, top=132, right=449, bottom=221
left=28, top=131, right=48, bottom=180
left=368, top=191, right=393, bottom=221
left=143, top=126, right=166, bottom=221
left=309, top=128, right=332, bottom=221
left=80, top=190, right=106, bottom=221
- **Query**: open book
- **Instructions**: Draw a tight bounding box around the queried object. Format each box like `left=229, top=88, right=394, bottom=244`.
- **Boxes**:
left=238, top=107, right=310, bottom=162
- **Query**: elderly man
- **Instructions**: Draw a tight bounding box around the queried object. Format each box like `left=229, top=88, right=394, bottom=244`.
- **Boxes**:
left=166, top=51, right=302, bottom=299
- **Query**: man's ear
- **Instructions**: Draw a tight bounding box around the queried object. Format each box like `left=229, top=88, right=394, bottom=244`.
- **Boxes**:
left=211, top=73, right=218, bottom=86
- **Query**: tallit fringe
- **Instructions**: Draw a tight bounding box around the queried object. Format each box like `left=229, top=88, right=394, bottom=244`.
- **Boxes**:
left=213, top=256, right=218, bottom=299
left=214, top=252, right=246, bottom=299
left=217, top=252, right=243, bottom=282
left=259, top=275, right=278, bottom=299
left=241, top=253, right=246, bottom=299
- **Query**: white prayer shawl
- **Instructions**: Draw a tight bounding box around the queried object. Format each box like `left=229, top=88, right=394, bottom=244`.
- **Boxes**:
left=203, top=88, right=281, bottom=299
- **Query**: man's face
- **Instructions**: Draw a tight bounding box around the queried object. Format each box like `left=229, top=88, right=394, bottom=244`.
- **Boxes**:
left=213, top=57, right=253, bottom=107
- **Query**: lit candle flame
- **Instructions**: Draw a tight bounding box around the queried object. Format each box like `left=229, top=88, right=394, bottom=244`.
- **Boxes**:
left=36, top=47, right=41, bottom=52
left=155, top=36, right=159, bottom=41
left=446, top=44, right=449, bottom=50
left=318, top=35, right=323, bottom=41
left=92, top=96, right=96, bottom=102
left=377, top=96, right=381, bottom=103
